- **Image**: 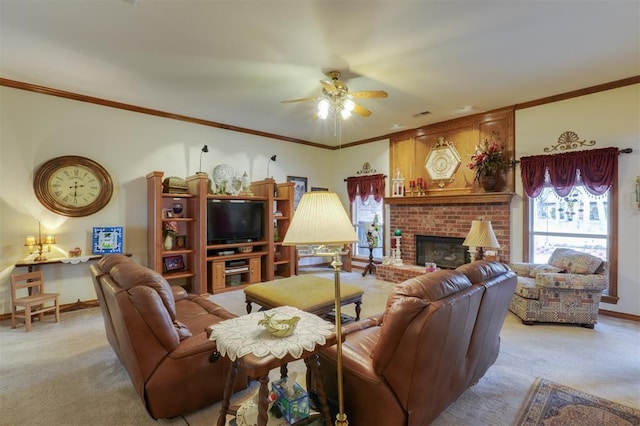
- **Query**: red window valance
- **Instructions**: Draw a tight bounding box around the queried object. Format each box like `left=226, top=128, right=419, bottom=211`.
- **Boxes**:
left=346, top=174, right=386, bottom=203
left=520, top=147, right=618, bottom=198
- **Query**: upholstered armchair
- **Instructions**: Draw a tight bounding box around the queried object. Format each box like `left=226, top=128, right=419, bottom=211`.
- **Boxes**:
left=509, top=248, right=609, bottom=328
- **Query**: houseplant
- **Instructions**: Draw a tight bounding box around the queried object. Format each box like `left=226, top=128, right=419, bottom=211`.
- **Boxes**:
left=468, top=134, right=509, bottom=191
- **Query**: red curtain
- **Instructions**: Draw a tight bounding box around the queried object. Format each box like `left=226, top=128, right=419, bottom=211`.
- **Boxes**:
left=520, top=147, right=618, bottom=198
left=346, top=174, right=386, bottom=203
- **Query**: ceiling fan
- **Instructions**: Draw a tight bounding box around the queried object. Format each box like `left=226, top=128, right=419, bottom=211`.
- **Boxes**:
left=281, top=70, right=387, bottom=119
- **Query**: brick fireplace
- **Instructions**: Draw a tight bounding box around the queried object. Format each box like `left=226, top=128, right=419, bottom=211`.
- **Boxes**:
left=387, top=193, right=513, bottom=266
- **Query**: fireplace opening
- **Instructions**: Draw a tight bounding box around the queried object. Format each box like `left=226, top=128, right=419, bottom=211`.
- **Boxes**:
left=416, top=235, right=470, bottom=270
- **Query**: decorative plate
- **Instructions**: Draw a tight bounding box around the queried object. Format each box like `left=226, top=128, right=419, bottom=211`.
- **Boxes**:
left=425, top=136, right=462, bottom=188
left=212, top=164, right=241, bottom=195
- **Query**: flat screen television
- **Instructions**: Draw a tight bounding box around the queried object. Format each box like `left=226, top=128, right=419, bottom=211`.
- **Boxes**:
left=207, top=199, right=265, bottom=244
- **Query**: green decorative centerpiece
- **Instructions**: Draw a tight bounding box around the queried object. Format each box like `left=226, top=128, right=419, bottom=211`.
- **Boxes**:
left=258, top=312, right=300, bottom=337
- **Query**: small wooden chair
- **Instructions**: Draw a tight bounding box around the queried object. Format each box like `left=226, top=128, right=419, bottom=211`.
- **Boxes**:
left=11, top=270, right=60, bottom=331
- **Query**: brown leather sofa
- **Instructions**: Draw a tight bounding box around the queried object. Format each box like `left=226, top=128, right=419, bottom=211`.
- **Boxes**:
left=90, top=254, right=247, bottom=419
left=316, top=261, right=517, bottom=425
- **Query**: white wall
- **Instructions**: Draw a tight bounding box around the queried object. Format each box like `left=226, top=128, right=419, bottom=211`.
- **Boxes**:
left=2, top=83, right=638, bottom=317
left=513, top=84, right=640, bottom=316
left=0, top=86, right=339, bottom=314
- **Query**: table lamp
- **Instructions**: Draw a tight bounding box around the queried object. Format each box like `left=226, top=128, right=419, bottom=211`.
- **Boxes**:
left=282, top=191, right=357, bottom=426
left=24, top=219, right=56, bottom=261
left=462, top=218, right=499, bottom=261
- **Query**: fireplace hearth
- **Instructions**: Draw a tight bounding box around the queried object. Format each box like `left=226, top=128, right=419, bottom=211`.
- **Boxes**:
left=416, top=235, right=470, bottom=270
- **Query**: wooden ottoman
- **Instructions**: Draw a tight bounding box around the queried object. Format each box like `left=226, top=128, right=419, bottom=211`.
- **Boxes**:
left=244, top=275, right=363, bottom=321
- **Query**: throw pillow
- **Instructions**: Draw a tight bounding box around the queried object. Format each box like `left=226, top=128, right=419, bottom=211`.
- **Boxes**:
left=564, top=252, right=603, bottom=274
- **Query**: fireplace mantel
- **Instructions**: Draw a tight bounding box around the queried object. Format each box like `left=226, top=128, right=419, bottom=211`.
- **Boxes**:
left=385, top=192, right=514, bottom=205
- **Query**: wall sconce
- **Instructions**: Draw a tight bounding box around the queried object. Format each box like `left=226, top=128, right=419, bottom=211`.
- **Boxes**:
left=24, top=219, right=56, bottom=261
left=462, top=218, right=499, bottom=261
left=198, top=145, right=209, bottom=174
left=267, top=154, right=277, bottom=178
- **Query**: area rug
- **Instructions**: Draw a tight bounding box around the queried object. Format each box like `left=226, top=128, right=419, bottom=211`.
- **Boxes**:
left=517, top=378, right=640, bottom=425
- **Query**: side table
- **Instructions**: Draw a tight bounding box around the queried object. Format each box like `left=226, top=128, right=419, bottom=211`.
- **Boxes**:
left=208, top=307, right=336, bottom=426
left=360, top=244, right=377, bottom=276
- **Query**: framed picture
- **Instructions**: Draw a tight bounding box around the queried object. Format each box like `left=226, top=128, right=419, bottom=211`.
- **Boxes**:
left=92, top=227, right=124, bottom=254
left=163, top=255, right=185, bottom=272
left=163, top=208, right=174, bottom=218
left=287, top=176, right=308, bottom=210
left=311, top=187, right=328, bottom=192
left=175, top=235, right=186, bottom=249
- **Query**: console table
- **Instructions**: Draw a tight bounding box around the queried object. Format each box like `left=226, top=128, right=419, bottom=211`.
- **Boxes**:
left=208, top=306, right=336, bottom=426
left=15, top=253, right=132, bottom=271
left=14, top=253, right=132, bottom=311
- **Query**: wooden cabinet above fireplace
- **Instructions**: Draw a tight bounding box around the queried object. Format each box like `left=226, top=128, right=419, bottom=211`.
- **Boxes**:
left=389, top=107, right=516, bottom=197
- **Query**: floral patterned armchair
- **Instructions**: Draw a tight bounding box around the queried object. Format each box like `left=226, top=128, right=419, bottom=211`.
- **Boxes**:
left=509, top=248, right=609, bottom=328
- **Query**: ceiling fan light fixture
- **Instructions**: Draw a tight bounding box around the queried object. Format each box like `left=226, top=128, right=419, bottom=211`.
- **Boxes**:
left=343, top=99, right=355, bottom=112
left=340, top=109, right=351, bottom=120
left=318, top=99, right=330, bottom=113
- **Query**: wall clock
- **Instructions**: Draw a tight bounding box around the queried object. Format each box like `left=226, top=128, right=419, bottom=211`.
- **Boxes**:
left=33, top=155, right=113, bottom=217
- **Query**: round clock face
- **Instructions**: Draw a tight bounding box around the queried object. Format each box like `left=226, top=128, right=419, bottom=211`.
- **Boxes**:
left=34, top=156, right=113, bottom=217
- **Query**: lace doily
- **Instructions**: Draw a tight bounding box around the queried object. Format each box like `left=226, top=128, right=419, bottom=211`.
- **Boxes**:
left=209, top=306, right=334, bottom=361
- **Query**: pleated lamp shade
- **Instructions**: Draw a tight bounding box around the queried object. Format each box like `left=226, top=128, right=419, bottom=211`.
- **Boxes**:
left=282, top=191, right=358, bottom=246
left=462, top=219, right=500, bottom=249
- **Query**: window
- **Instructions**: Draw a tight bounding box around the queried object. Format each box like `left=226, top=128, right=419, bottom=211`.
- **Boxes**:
left=352, top=196, right=384, bottom=260
left=521, top=146, right=619, bottom=303
left=345, top=173, right=386, bottom=261
left=529, top=185, right=609, bottom=265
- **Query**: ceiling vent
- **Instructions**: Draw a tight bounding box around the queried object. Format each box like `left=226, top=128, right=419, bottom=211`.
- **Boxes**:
left=412, top=110, right=431, bottom=118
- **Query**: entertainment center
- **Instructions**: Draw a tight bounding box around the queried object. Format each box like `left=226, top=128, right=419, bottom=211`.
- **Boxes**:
left=146, top=172, right=294, bottom=295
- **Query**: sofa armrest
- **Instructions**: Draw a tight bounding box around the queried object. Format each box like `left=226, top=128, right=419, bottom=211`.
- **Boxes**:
left=168, top=332, right=219, bottom=359
left=509, top=262, right=544, bottom=277
left=187, top=295, right=237, bottom=320
left=535, top=272, right=608, bottom=291
left=172, top=286, right=188, bottom=301
left=342, top=315, right=382, bottom=336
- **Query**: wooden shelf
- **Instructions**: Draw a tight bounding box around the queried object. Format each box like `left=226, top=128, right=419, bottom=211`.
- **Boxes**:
left=385, top=192, right=514, bottom=205
left=148, top=173, right=294, bottom=295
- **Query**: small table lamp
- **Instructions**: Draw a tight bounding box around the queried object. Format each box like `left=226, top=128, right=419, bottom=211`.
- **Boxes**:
left=462, top=219, right=499, bottom=261
left=282, top=191, right=357, bottom=426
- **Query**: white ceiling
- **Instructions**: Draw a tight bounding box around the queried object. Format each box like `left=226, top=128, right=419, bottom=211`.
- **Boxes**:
left=1, top=0, right=638, bottom=147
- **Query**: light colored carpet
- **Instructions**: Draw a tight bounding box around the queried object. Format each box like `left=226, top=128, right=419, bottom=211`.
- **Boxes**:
left=516, top=378, right=640, bottom=425
left=1, top=267, right=638, bottom=426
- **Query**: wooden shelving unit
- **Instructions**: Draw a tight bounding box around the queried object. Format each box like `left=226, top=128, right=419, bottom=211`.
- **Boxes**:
left=147, top=171, right=206, bottom=294
left=147, top=173, right=293, bottom=295
left=251, top=179, right=295, bottom=281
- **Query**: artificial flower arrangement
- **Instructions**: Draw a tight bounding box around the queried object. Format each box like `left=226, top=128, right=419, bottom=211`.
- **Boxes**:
left=467, top=133, right=509, bottom=181
left=163, top=221, right=178, bottom=237
left=366, top=214, right=382, bottom=247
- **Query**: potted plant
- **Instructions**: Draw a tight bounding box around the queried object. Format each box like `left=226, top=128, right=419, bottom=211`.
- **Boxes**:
left=467, top=133, right=509, bottom=191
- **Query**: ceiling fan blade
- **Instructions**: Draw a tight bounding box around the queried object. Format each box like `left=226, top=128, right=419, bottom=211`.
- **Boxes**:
left=353, top=103, right=372, bottom=117
left=281, top=97, right=318, bottom=104
left=350, top=90, right=388, bottom=99
left=320, top=79, right=338, bottom=95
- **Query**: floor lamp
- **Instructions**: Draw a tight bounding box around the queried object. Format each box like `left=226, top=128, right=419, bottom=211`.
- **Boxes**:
left=282, top=191, right=357, bottom=426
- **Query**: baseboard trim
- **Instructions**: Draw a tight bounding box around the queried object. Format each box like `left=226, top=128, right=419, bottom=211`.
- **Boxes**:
left=599, top=309, right=640, bottom=322
left=3, top=300, right=637, bottom=323
left=0, top=299, right=99, bottom=322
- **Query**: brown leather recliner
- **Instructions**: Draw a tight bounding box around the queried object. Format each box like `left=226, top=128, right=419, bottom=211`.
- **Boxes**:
left=316, top=261, right=517, bottom=425
left=90, top=254, right=247, bottom=419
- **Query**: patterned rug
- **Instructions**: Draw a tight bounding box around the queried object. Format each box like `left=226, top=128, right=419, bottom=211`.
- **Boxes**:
left=517, top=378, right=640, bottom=425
